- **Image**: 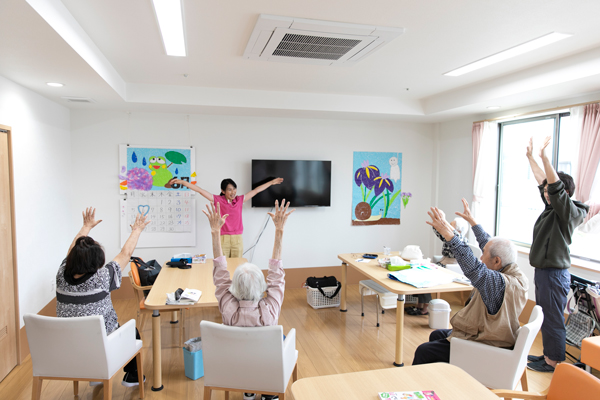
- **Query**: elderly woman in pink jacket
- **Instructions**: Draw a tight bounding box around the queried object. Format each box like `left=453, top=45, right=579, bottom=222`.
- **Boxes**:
left=203, top=199, right=294, bottom=400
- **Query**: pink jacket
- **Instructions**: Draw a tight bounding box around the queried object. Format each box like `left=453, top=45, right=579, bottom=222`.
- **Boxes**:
left=213, top=256, right=285, bottom=327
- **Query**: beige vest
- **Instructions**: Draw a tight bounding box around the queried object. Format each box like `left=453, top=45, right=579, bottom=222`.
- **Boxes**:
left=448, top=263, right=528, bottom=348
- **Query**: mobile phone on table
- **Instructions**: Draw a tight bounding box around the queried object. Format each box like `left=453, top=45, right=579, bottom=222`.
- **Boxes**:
left=363, top=254, right=378, bottom=259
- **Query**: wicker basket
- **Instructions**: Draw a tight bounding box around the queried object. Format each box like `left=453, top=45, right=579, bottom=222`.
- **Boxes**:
left=307, top=286, right=341, bottom=309
left=406, top=295, right=418, bottom=304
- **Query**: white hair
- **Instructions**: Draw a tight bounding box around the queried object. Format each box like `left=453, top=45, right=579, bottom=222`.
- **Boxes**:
left=229, top=262, right=267, bottom=302
left=487, top=237, right=517, bottom=267
left=453, top=217, right=470, bottom=236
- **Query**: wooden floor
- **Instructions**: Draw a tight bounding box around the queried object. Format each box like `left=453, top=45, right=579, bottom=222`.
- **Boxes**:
left=0, top=286, right=589, bottom=400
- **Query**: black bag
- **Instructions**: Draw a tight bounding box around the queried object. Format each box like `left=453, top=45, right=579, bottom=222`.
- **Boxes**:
left=130, top=257, right=162, bottom=287
left=306, top=276, right=341, bottom=299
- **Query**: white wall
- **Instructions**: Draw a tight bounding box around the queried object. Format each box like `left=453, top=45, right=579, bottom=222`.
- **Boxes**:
left=436, top=108, right=600, bottom=301
left=70, top=110, right=435, bottom=270
left=0, top=75, right=72, bottom=327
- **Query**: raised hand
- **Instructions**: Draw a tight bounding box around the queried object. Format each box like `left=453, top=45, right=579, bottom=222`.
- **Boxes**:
left=267, top=199, right=295, bottom=231
left=539, top=136, right=551, bottom=159
left=455, top=198, right=477, bottom=226
left=426, top=207, right=455, bottom=241
left=271, top=177, right=284, bottom=185
left=526, top=137, right=534, bottom=158
left=130, top=213, right=151, bottom=232
left=202, top=202, right=228, bottom=233
left=82, top=207, right=102, bottom=229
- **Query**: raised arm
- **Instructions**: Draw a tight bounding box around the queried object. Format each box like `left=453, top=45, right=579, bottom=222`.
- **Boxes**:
left=244, top=177, right=284, bottom=203
left=112, top=213, right=151, bottom=269
left=202, top=202, right=228, bottom=258
left=526, top=137, right=547, bottom=185
left=267, top=199, right=295, bottom=260
left=68, top=207, right=102, bottom=254
left=169, top=178, right=214, bottom=202
left=539, top=136, right=559, bottom=185
left=455, top=198, right=489, bottom=250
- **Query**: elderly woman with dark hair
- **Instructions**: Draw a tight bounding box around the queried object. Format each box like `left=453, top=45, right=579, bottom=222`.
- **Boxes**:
left=203, top=199, right=294, bottom=400
left=56, top=207, right=150, bottom=387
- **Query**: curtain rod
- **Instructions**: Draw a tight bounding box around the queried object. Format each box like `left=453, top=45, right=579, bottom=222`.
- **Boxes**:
left=473, top=99, right=600, bottom=123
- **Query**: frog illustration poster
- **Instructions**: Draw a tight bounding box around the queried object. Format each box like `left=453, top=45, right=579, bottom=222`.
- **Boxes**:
left=352, top=151, right=411, bottom=226
left=118, top=144, right=196, bottom=192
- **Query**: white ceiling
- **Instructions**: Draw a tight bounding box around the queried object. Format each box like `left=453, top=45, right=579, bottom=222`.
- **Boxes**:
left=2, top=0, right=600, bottom=122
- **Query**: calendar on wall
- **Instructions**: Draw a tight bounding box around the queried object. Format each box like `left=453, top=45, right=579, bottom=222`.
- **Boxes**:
left=119, top=144, right=197, bottom=248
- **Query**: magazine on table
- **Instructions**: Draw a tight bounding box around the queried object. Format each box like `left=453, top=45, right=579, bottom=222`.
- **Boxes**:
left=388, top=267, right=454, bottom=288
left=379, top=390, right=441, bottom=400
left=166, top=288, right=202, bottom=305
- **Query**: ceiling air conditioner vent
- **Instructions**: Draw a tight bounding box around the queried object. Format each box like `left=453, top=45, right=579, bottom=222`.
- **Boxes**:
left=61, top=96, right=96, bottom=103
left=243, top=14, right=404, bottom=66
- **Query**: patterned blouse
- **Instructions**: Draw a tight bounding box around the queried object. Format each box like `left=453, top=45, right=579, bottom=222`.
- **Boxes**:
left=56, top=259, right=122, bottom=334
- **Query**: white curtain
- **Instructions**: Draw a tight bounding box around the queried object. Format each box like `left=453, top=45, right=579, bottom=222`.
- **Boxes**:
left=471, top=121, right=498, bottom=240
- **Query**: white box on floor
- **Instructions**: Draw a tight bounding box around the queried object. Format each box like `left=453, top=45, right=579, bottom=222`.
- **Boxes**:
left=428, top=299, right=451, bottom=329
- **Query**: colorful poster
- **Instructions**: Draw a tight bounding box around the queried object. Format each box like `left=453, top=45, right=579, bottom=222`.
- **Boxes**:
left=352, top=151, right=411, bottom=226
left=118, top=145, right=196, bottom=192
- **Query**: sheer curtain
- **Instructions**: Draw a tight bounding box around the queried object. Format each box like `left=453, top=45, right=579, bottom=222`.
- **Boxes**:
left=471, top=121, right=498, bottom=239
left=575, top=103, right=600, bottom=203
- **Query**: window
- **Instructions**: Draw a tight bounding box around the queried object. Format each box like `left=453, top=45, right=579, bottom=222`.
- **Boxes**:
left=495, top=112, right=600, bottom=263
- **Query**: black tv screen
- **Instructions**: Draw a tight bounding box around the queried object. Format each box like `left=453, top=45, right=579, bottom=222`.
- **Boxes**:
left=251, top=160, right=331, bottom=207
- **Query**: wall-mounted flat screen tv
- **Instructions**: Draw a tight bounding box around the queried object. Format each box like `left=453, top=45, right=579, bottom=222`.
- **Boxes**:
left=251, top=160, right=331, bottom=207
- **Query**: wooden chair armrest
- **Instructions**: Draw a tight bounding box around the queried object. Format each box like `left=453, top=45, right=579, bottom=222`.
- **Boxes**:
left=128, top=271, right=153, bottom=291
left=491, top=389, right=547, bottom=399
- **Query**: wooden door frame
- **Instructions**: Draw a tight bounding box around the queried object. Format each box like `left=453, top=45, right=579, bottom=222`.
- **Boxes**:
left=0, top=124, right=21, bottom=365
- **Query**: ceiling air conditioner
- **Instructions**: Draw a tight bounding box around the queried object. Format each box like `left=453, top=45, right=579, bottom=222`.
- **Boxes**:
left=243, top=14, right=405, bottom=66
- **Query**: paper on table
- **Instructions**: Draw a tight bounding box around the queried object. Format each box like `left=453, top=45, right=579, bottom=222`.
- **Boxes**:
left=379, top=390, right=441, bottom=400
left=388, top=268, right=454, bottom=288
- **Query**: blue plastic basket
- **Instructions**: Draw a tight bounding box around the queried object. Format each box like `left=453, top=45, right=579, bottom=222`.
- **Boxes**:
left=183, top=348, right=204, bottom=380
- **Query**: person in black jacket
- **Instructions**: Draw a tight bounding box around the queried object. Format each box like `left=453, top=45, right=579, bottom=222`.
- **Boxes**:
left=525, top=136, right=589, bottom=373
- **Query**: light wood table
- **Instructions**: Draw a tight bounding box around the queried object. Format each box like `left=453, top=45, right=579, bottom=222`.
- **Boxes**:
left=291, top=363, right=499, bottom=400
left=338, top=253, right=473, bottom=367
left=144, top=257, right=247, bottom=391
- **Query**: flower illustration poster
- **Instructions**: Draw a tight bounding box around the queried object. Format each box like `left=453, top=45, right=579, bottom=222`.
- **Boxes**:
left=352, top=151, right=410, bottom=226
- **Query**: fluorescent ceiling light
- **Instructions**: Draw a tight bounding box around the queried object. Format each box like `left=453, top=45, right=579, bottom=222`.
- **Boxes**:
left=487, top=106, right=501, bottom=110
left=46, top=82, right=64, bottom=87
left=152, top=0, right=186, bottom=57
left=444, top=32, right=571, bottom=77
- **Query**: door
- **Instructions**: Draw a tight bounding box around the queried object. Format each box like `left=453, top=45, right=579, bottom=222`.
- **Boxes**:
left=0, top=125, right=18, bottom=382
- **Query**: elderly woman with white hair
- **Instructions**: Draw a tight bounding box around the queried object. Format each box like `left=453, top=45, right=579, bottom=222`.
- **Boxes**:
left=204, top=199, right=294, bottom=328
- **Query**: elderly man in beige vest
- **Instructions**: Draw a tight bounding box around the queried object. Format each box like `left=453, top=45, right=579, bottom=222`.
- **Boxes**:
left=413, top=199, right=528, bottom=365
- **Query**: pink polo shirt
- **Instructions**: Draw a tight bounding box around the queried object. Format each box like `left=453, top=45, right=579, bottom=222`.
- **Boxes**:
left=213, top=194, right=244, bottom=235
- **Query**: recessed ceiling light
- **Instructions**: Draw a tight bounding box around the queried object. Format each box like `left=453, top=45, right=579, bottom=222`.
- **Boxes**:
left=46, top=82, right=64, bottom=87
left=152, top=0, right=186, bottom=57
left=487, top=106, right=501, bottom=110
left=444, top=32, right=572, bottom=77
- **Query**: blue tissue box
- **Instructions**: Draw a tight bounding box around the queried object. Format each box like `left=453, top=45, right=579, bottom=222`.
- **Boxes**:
left=172, top=257, right=192, bottom=264
left=183, top=348, right=204, bottom=380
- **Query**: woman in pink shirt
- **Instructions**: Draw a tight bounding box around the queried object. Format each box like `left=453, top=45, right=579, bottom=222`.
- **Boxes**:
left=170, top=177, right=283, bottom=257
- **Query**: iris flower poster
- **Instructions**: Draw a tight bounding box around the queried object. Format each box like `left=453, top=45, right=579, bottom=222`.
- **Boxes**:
left=352, top=151, right=410, bottom=226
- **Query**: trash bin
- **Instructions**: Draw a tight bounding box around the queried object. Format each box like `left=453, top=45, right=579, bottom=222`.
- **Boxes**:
left=183, top=337, right=204, bottom=380
left=428, top=299, right=451, bottom=329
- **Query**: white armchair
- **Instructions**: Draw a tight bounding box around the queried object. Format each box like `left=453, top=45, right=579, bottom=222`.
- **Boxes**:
left=200, top=320, right=298, bottom=400
left=449, top=305, right=543, bottom=391
left=23, top=314, right=144, bottom=400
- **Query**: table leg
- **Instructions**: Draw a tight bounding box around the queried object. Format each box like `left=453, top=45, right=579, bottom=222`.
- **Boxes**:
left=151, top=310, right=164, bottom=391
left=340, top=262, right=347, bottom=312
left=394, top=294, right=405, bottom=367
left=170, top=310, right=178, bottom=324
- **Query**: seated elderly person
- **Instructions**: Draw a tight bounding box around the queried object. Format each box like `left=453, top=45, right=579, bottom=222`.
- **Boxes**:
left=56, top=207, right=150, bottom=387
left=203, top=200, right=293, bottom=400
left=408, top=217, right=470, bottom=316
left=413, top=199, right=528, bottom=365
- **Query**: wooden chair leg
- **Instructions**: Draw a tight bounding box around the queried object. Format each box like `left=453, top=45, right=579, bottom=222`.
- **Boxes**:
left=224, top=391, right=229, bottom=400
left=136, top=351, right=145, bottom=399
left=520, top=368, right=528, bottom=391
left=293, top=363, right=298, bottom=381
left=73, top=381, right=79, bottom=396
left=203, top=386, right=211, bottom=400
left=103, top=378, right=112, bottom=400
left=32, top=377, right=43, bottom=400
left=280, top=393, right=285, bottom=400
